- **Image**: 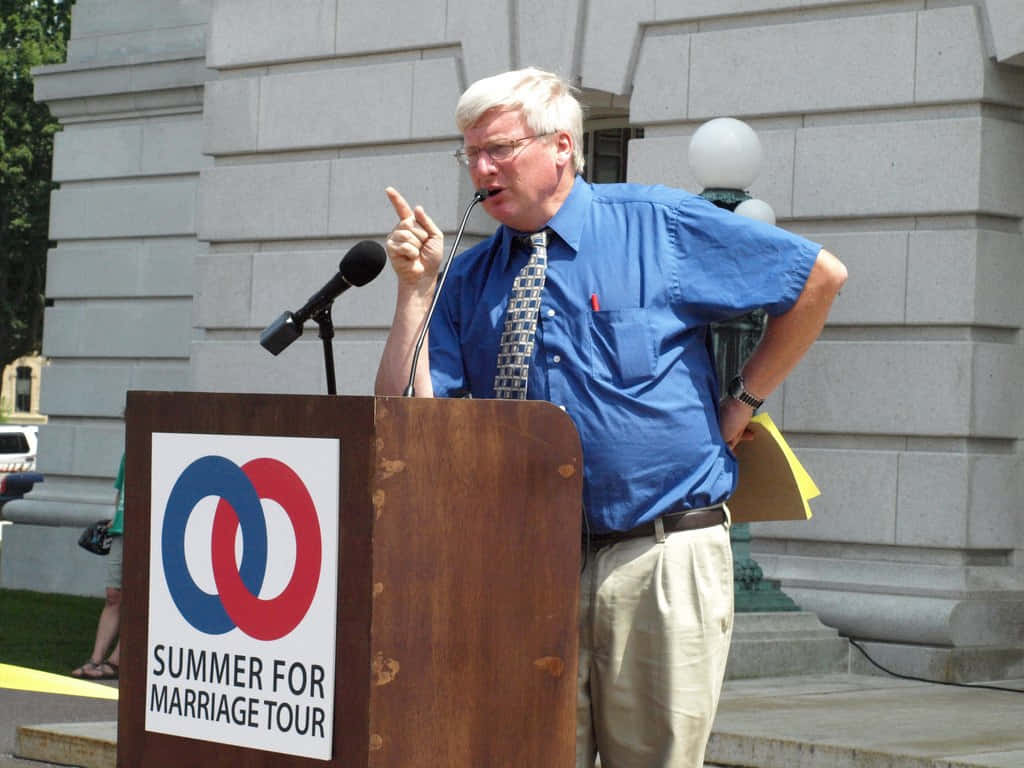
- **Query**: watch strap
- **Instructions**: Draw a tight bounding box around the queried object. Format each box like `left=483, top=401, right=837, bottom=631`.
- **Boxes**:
left=729, top=375, right=764, bottom=409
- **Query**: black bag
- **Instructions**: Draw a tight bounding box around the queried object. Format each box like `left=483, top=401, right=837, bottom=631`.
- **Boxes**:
left=78, top=520, right=112, bottom=556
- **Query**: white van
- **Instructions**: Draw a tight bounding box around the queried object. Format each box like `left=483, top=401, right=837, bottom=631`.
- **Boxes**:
left=0, top=425, right=38, bottom=473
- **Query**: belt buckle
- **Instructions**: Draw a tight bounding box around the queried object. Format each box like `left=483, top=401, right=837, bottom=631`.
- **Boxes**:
left=654, top=516, right=666, bottom=543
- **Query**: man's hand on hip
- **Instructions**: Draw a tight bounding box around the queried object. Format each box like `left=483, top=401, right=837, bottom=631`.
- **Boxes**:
left=719, top=396, right=756, bottom=451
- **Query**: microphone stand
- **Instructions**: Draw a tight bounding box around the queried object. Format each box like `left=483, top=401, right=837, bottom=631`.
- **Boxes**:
left=403, top=190, right=488, bottom=396
left=312, top=305, right=337, bottom=395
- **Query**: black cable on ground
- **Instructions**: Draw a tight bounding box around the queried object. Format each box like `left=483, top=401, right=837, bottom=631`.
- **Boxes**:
left=847, top=637, right=1024, bottom=694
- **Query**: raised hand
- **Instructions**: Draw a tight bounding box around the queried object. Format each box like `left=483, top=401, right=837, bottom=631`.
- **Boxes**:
left=384, top=187, right=444, bottom=293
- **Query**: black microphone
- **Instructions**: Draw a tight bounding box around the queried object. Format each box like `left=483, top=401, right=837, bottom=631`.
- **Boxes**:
left=260, top=240, right=387, bottom=355
left=403, top=189, right=490, bottom=396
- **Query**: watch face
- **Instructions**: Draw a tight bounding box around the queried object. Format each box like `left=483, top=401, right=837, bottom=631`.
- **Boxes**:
left=729, top=376, right=761, bottom=408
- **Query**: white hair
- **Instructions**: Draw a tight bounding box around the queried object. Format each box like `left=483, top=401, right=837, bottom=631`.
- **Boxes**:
left=455, top=67, right=585, bottom=174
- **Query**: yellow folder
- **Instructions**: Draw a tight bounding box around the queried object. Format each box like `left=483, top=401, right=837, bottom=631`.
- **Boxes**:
left=729, top=413, right=820, bottom=523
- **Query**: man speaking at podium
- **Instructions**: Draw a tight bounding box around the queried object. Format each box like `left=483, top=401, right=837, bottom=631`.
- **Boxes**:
left=375, top=67, right=847, bottom=768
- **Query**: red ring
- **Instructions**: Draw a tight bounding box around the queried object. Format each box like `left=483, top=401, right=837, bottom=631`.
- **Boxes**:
left=211, top=458, right=322, bottom=640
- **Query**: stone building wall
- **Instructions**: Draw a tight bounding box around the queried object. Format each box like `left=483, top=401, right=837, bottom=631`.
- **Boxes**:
left=618, top=1, right=1024, bottom=678
left=7, top=0, right=1024, bottom=678
left=1, top=0, right=211, bottom=594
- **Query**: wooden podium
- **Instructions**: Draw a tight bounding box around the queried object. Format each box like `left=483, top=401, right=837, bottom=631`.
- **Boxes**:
left=121, top=391, right=583, bottom=767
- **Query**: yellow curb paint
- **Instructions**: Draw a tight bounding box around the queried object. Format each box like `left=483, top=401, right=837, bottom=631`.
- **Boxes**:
left=0, top=663, right=119, bottom=700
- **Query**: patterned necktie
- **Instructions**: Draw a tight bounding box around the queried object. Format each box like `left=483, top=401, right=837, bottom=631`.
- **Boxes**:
left=494, top=229, right=549, bottom=399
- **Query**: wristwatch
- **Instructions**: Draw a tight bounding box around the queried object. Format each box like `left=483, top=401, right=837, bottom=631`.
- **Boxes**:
left=728, top=375, right=764, bottom=410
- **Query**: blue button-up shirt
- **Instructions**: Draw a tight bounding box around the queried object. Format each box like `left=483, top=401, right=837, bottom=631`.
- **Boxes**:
left=430, top=177, right=819, bottom=533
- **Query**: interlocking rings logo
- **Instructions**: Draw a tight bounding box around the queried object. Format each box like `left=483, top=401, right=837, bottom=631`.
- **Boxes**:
left=162, top=455, right=322, bottom=641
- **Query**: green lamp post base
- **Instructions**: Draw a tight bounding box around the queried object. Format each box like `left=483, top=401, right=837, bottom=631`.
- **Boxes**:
left=731, top=521, right=800, bottom=612
left=701, top=186, right=802, bottom=614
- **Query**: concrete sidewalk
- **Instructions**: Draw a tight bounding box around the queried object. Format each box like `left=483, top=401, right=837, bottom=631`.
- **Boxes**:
left=708, top=674, right=1024, bottom=768
left=5, top=673, right=1024, bottom=767
left=0, top=686, right=116, bottom=768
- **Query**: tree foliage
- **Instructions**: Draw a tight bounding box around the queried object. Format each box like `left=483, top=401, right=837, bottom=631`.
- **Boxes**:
left=1, top=0, right=73, bottom=371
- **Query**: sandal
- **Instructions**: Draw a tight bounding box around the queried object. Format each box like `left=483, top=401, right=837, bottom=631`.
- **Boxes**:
left=71, top=660, right=119, bottom=680
left=71, top=660, right=101, bottom=678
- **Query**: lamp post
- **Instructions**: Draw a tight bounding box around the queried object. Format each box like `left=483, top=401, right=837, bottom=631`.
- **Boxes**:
left=689, top=118, right=799, bottom=613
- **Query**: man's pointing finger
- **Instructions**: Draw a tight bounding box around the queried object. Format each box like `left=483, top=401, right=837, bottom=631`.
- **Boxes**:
left=385, top=186, right=414, bottom=221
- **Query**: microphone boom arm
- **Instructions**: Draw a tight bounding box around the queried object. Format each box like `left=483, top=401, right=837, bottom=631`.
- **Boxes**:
left=403, top=190, right=488, bottom=397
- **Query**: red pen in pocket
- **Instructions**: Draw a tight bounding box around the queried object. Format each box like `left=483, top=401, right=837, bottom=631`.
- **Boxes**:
left=590, top=293, right=601, bottom=311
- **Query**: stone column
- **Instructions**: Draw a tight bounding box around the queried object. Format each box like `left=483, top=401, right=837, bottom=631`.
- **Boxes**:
left=2, top=0, right=212, bottom=596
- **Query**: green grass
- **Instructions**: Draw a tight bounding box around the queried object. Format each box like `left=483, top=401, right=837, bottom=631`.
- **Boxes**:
left=0, top=588, right=105, bottom=675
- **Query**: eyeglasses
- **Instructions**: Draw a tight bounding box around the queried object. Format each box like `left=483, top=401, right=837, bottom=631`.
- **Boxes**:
left=454, top=133, right=556, bottom=167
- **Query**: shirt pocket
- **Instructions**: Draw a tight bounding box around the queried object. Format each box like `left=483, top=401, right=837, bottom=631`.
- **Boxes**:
left=587, top=308, right=655, bottom=386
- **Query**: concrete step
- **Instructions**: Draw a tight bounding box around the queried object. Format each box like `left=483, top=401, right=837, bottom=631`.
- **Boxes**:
left=1, top=757, right=84, bottom=768
left=16, top=721, right=116, bottom=768
left=849, top=638, right=1024, bottom=683
left=726, top=611, right=850, bottom=679
left=708, top=674, right=1024, bottom=768
left=15, top=674, right=1024, bottom=768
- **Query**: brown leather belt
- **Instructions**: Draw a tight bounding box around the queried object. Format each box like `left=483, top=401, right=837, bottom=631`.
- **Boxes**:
left=587, top=504, right=727, bottom=549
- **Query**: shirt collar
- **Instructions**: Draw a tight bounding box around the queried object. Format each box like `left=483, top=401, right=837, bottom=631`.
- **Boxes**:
left=498, top=175, right=590, bottom=266
left=547, top=174, right=589, bottom=253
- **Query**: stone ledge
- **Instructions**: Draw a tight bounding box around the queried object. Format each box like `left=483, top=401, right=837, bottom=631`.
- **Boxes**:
left=727, top=612, right=849, bottom=680
left=708, top=730, right=939, bottom=768
left=0, top=523, right=108, bottom=596
left=35, top=55, right=211, bottom=98
left=755, top=551, right=1024, bottom=595
left=34, top=48, right=207, bottom=77
left=1, top=499, right=113, bottom=527
left=982, top=0, right=1024, bottom=66
left=849, top=640, right=1024, bottom=684
left=784, top=585, right=1024, bottom=648
left=17, top=721, right=116, bottom=768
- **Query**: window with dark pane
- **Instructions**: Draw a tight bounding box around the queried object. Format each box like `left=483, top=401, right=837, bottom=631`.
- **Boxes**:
left=15, top=366, right=32, bottom=413
left=582, top=127, right=644, bottom=184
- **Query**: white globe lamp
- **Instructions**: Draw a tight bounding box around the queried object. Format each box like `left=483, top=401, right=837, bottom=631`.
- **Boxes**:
left=688, top=117, right=763, bottom=191
left=733, top=198, right=776, bottom=226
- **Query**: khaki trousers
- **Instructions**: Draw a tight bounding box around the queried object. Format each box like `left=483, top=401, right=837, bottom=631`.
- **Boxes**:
left=576, top=518, right=734, bottom=768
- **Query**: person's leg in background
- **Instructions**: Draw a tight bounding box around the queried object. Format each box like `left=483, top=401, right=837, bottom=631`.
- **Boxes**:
left=72, top=536, right=122, bottom=679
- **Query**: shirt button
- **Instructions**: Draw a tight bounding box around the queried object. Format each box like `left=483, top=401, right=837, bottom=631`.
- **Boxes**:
left=546, top=309, right=556, bottom=317
left=553, top=354, right=562, bottom=364
left=559, top=405, right=567, bottom=412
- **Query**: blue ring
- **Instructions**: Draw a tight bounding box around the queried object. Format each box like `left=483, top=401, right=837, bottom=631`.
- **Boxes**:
left=162, top=455, right=267, bottom=634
